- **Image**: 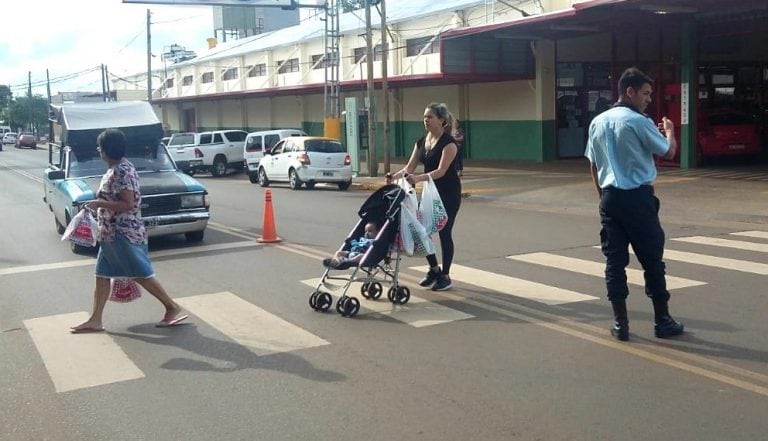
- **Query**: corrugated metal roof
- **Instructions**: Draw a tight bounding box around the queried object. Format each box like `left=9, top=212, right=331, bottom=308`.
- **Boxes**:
left=177, top=0, right=486, bottom=67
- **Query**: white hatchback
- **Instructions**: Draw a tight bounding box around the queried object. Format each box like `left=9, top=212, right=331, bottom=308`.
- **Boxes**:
left=244, top=129, right=306, bottom=183
left=257, top=136, right=353, bottom=190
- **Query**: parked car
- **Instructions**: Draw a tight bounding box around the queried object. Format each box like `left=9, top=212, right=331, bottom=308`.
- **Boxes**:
left=244, top=129, right=307, bottom=183
left=167, top=130, right=247, bottom=177
left=3, top=132, right=17, bottom=145
left=257, top=136, right=352, bottom=190
left=698, top=109, right=762, bottom=158
left=16, top=132, right=37, bottom=149
left=43, top=101, right=211, bottom=253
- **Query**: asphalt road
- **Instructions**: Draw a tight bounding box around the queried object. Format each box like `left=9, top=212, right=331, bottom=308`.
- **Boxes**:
left=1, top=146, right=767, bottom=441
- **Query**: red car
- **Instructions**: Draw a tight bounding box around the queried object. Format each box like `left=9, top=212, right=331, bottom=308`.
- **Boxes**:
left=16, top=133, right=37, bottom=149
left=698, top=110, right=761, bottom=157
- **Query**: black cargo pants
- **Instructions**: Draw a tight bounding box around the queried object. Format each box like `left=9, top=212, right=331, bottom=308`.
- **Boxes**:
left=599, top=185, right=670, bottom=302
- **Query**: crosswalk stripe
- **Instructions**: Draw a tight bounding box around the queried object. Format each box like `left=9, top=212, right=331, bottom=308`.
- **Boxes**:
left=731, top=231, right=768, bottom=240
left=621, top=248, right=768, bottom=275
left=414, top=264, right=599, bottom=306
left=301, top=279, right=474, bottom=327
left=672, top=236, right=768, bottom=253
left=507, top=253, right=705, bottom=290
left=176, top=292, right=329, bottom=356
left=23, top=312, right=145, bottom=393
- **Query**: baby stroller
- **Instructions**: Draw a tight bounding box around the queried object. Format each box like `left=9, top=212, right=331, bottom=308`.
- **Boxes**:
left=309, top=184, right=411, bottom=317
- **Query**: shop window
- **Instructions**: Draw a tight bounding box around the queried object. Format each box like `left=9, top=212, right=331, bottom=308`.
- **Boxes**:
left=201, top=72, right=214, bottom=83
left=278, top=58, right=299, bottom=74
left=182, top=75, right=193, bottom=86
left=165, top=78, right=174, bottom=88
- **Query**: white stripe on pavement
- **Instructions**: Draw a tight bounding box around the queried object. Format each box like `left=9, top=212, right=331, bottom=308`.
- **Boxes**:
left=413, top=264, right=599, bottom=305
left=176, top=292, right=329, bottom=356
left=507, top=252, right=705, bottom=290
left=24, top=312, right=145, bottom=393
left=301, top=279, right=474, bottom=327
left=730, top=231, right=768, bottom=240
left=619, top=248, right=768, bottom=275
left=672, top=236, right=768, bottom=253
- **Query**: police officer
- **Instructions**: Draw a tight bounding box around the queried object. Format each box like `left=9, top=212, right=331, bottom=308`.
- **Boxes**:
left=585, top=67, right=684, bottom=341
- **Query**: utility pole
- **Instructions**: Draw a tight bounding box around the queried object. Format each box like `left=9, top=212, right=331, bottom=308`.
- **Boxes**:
left=146, top=8, right=152, bottom=102
left=105, top=65, right=112, bottom=101
left=101, top=64, right=107, bottom=101
left=27, top=71, right=33, bottom=132
left=380, top=0, right=390, bottom=173
left=365, top=0, right=377, bottom=177
left=46, top=69, right=54, bottom=145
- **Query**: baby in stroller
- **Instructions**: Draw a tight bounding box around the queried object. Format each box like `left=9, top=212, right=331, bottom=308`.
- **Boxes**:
left=323, top=222, right=378, bottom=268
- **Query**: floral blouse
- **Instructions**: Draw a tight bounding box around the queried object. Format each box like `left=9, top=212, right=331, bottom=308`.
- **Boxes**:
left=96, top=158, right=147, bottom=244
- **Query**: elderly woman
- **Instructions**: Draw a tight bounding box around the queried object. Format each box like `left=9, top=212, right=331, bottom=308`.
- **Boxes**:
left=71, top=129, right=188, bottom=333
left=387, top=102, right=461, bottom=291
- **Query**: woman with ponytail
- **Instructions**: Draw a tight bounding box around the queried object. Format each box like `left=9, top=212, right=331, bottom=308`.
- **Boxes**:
left=386, top=102, right=461, bottom=291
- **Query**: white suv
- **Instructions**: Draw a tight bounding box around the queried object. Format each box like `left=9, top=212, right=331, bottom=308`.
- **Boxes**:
left=168, top=130, right=247, bottom=177
left=257, top=136, right=353, bottom=190
left=244, top=129, right=306, bottom=183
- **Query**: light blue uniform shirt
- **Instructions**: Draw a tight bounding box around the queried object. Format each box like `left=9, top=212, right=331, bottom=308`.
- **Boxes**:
left=584, top=105, right=670, bottom=190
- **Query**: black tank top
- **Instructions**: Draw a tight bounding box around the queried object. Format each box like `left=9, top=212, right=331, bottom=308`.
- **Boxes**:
left=417, top=132, right=461, bottom=198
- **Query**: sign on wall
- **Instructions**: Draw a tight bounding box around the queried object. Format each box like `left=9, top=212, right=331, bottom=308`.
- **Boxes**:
left=123, top=0, right=294, bottom=6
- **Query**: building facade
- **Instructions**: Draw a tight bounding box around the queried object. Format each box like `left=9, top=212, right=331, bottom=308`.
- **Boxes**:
left=113, top=0, right=768, bottom=167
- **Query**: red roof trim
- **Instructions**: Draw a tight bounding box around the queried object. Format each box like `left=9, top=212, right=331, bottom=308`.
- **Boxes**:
left=572, top=0, right=630, bottom=11
left=441, top=8, right=577, bottom=38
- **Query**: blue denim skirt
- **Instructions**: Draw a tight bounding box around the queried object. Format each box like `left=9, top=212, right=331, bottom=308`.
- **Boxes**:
left=95, top=234, right=155, bottom=279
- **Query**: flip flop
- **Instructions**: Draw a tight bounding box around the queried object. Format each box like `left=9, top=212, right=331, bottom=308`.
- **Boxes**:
left=70, top=325, right=105, bottom=334
left=156, top=313, right=189, bottom=328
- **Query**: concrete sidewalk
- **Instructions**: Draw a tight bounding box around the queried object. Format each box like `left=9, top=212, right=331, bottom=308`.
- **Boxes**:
left=351, top=158, right=768, bottom=229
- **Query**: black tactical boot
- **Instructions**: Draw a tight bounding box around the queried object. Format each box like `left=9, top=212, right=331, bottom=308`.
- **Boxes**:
left=610, top=300, right=629, bottom=341
left=652, top=298, right=684, bottom=338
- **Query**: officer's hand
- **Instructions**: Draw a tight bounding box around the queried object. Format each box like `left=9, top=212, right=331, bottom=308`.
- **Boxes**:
left=660, top=117, right=674, bottom=135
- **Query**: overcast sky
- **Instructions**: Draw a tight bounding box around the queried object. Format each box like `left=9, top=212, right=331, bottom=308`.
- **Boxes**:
left=0, top=1, right=214, bottom=98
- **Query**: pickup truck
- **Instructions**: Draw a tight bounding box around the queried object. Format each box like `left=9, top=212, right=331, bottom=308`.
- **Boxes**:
left=43, top=101, right=211, bottom=253
left=167, top=130, right=247, bottom=177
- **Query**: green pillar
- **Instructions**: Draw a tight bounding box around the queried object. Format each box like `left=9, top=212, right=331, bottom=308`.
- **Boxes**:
left=535, top=39, right=557, bottom=162
left=679, top=22, right=697, bottom=169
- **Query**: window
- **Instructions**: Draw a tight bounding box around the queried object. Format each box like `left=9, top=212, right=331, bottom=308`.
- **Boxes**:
left=213, top=133, right=223, bottom=143
left=248, top=64, right=267, bottom=77
left=246, top=136, right=263, bottom=152
left=305, top=139, right=344, bottom=153
left=353, top=47, right=366, bottom=63
left=277, top=58, right=299, bottom=74
left=222, top=67, right=238, bottom=81
left=199, top=133, right=213, bottom=144
left=311, top=54, right=325, bottom=70
left=406, top=36, right=438, bottom=57
left=165, top=78, right=174, bottom=88
left=374, top=44, right=384, bottom=61
left=182, top=75, right=193, bottom=86
left=201, top=72, right=214, bottom=83
left=265, top=134, right=280, bottom=149
left=223, top=131, right=247, bottom=142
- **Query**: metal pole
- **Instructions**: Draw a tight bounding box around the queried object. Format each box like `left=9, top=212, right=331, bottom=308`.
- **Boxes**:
left=46, top=69, right=54, bottom=147
left=146, top=9, right=152, bottom=102
left=101, top=64, right=107, bottom=102
left=380, top=0, right=390, bottom=173
left=27, top=71, right=33, bottom=132
left=365, top=0, right=377, bottom=177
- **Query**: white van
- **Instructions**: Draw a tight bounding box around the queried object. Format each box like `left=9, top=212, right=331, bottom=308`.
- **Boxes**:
left=244, top=129, right=307, bottom=183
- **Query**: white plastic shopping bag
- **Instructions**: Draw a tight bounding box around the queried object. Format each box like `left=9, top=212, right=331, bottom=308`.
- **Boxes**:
left=61, top=209, right=98, bottom=247
left=398, top=202, right=436, bottom=257
left=418, top=176, right=448, bottom=234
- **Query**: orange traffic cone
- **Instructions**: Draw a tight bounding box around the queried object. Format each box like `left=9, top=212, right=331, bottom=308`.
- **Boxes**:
left=257, top=189, right=282, bottom=243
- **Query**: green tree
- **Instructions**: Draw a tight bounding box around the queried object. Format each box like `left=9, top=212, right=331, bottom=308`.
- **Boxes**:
left=0, top=85, right=12, bottom=126
left=340, top=0, right=364, bottom=12
left=9, top=95, right=49, bottom=133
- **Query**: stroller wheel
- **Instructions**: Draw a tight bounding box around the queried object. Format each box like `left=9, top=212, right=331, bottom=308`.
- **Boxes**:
left=368, top=283, right=383, bottom=300
left=342, top=297, right=361, bottom=317
left=360, top=283, right=371, bottom=298
left=317, top=292, right=333, bottom=312
left=309, top=291, right=319, bottom=310
left=395, top=287, right=411, bottom=305
left=336, top=297, right=346, bottom=314
left=387, top=287, right=396, bottom=303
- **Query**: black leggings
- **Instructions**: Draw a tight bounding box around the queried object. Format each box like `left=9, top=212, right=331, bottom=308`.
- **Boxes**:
left=426, top=191, right=461, bottom=275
